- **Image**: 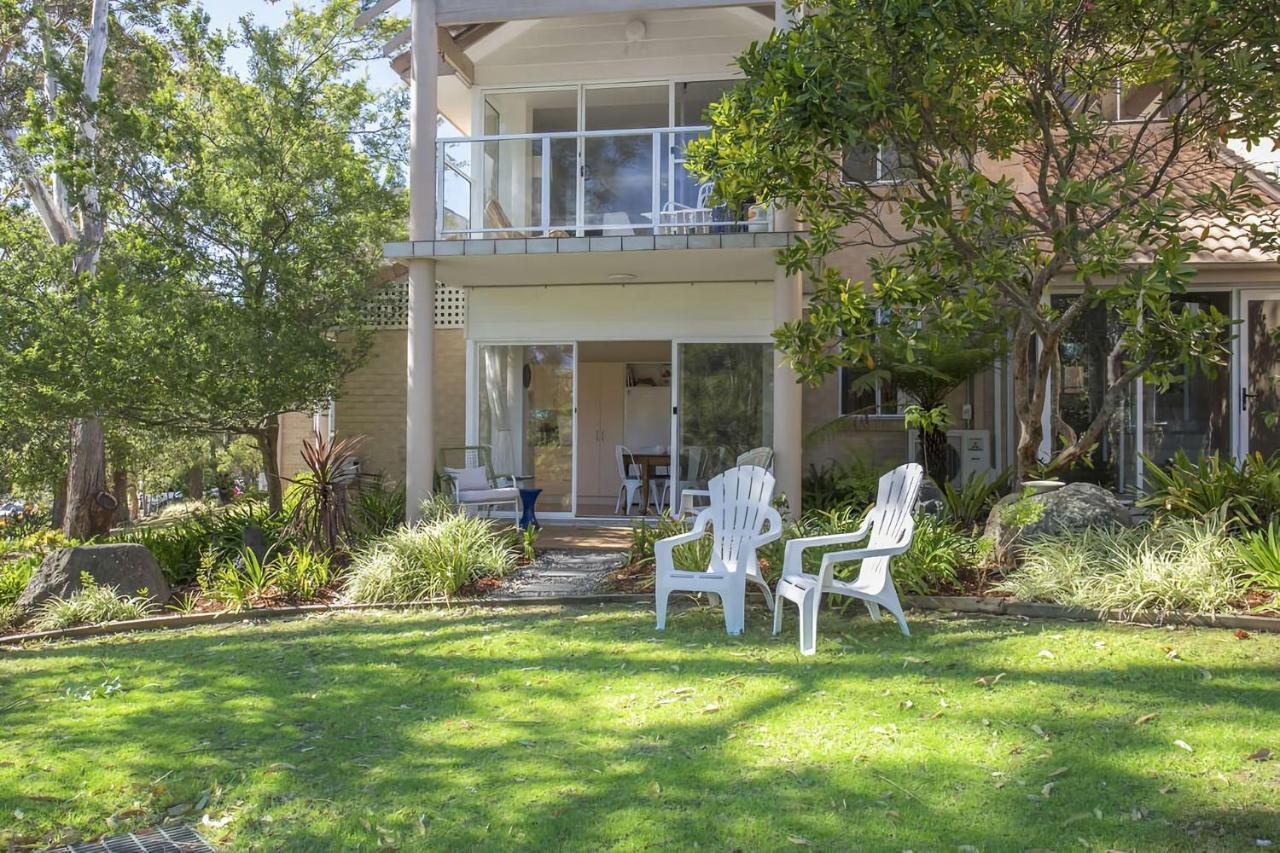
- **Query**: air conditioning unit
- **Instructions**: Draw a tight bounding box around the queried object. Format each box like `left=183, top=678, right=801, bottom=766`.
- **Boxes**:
left=907, top=429, right=994, bottom=486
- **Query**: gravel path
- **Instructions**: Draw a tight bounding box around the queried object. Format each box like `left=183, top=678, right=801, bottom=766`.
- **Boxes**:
left=490, top=550, right=629, bottom=598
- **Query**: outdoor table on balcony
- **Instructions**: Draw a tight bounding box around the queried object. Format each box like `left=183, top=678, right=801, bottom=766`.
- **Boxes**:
left=627, top=450, right=669, bottom=515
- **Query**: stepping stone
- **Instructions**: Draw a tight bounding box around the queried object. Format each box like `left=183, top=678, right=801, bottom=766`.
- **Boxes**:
left=491, top=550, right=628, bottom=598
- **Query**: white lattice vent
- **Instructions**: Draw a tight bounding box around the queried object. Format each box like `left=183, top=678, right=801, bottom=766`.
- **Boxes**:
left=434, top=286, right=466, bottom=328
left=358, top=280, right=464, bottom=329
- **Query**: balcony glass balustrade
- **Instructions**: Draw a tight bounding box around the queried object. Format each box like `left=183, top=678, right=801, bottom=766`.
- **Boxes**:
left=436, top=126, right=774, bottom=240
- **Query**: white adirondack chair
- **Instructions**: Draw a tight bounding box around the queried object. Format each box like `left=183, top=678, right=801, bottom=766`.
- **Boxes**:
left=773, top=463, right=923, bottom=654
left=655, top=465, right=783, bottom=636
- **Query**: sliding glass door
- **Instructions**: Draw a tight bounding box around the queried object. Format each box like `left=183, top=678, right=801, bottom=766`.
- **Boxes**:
left=671, top=342, right=774, bottom=508
left=1242, top=293, right=1280, bottom=458
left=477, top=344, right=576, bottom=514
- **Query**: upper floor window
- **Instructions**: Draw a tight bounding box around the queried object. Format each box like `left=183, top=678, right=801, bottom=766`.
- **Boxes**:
left=841, top=142, right=916, bottom=184
left=1106, top=80, right=1187, bottom=122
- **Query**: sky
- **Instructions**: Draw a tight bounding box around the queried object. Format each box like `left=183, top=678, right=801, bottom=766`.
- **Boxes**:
left=204, top=0, right=406, bottom=92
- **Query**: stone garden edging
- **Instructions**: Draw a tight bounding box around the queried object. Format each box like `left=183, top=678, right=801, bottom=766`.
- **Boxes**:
left=0, top=594, right=652, bottom=645
left=904, top=595, right=1280, bottom=633
left=2, top=593, right=1276, bottom=647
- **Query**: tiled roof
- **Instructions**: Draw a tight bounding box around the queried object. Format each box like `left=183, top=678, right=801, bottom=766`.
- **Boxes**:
left=1164, top=212, right=1279, bottom=264
left=1014, top=131, right=1280, bottom=265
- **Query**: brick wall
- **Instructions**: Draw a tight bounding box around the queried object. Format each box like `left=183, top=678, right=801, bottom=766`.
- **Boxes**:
left=277, top=411, right=317, bottom=482
left=330, top=329, right=465, bottom=484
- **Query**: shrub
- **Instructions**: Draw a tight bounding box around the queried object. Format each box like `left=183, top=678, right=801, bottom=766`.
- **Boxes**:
left=343, top=505, right=516, bottom=603
left=630, top=512, right=724, bottom=577
left=997, top=520, right=1247, bottom=616
left=286, top=435, right=362, bottom=553
left=273, top=544, right=335, bottom=600
left=119, top=524, right=207, bottom=586
left=888, top=517, right=987, bottom=596
left=113, top=501, right=290, bottom=586
left=1140, top=451, right=1280, bottom=529
left=0, top=555, right=38, bottom=608
left=31, top=574, right=158, bottom=631
left=0, top=510, right=49, bottom=540
left=0, top=601, right=23, bottom=634
left=802, top=459, right=883, bottom=513
left=352, top=482, right=406, bottom=543
left=938, top=469, right=1013, bottom=530
left=1235, top=522, right=1280, bottom=596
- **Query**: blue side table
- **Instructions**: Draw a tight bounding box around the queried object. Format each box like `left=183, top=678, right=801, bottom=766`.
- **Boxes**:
left=518, top=487, right=542, bottom=530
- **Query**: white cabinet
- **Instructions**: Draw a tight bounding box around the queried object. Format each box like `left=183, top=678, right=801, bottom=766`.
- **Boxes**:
left=576, top=363, right=626, bottom=499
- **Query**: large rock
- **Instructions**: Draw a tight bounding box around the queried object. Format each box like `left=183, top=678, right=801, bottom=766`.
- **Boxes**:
left=985, top=482, right=1133, bottom=558
left=16, top=544, right=170, bottom=611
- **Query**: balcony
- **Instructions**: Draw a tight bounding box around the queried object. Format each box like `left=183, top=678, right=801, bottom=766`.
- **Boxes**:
left=437, top=126, right=775, bottom=241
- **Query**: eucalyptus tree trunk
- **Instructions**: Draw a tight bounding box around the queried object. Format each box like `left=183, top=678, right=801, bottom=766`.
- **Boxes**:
left=112, top=467, right=130, bottom=524
left=253, top=415, right=284, bottom=514
left=186, top=466, right=204, bottom=501
left=64, top=417, right=116, bottom=536
left=12, top=0, right=115, bottom=539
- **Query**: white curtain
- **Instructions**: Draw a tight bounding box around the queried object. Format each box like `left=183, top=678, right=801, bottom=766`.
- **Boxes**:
left=483, top=346, right=517, bottom=477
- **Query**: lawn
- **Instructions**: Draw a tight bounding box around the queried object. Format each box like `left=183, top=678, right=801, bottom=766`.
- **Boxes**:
left=1, top=605, right=1277, bottom=850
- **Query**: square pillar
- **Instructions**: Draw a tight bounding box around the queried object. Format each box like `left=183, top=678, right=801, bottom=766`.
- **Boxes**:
left=405, top=0, right=439, bottom=523
left=773, top=263, right=804, bottom=519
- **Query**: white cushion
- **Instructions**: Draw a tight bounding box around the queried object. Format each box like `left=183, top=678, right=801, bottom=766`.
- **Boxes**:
left=445, top=466, right=489, bottom=491
left=458, top=487, right=520, bottom=504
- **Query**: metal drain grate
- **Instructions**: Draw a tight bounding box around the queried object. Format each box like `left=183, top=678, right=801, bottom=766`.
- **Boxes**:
left=49, top=824, right=214, bottom=853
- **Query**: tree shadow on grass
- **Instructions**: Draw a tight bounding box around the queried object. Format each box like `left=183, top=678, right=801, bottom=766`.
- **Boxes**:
left=1, top=605, right=1277, bottom=850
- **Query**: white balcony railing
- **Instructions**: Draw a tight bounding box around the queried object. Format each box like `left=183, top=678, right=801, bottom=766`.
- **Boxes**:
left=437, top=126, right=774, bottom=241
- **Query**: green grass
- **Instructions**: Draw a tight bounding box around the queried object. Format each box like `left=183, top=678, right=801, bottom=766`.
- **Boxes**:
left=1, top=606, right=1277, bottom=850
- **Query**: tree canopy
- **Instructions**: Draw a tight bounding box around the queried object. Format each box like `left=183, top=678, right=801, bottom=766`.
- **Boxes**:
left=1, top=0, right=406, bottom=516
left=689, top=0, right=1280, bottom=477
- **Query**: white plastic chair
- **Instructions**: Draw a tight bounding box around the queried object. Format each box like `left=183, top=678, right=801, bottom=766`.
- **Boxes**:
left=655, top=465, right=783, bottom=636
left=678, top=447, right=774, bottom=519
left=773, top=463, right=923, bottom=654
left=615, top=446, right=643, bottom=515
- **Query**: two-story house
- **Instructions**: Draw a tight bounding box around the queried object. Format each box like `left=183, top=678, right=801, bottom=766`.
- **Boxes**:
left=293, top=0, right=1280, bottom=522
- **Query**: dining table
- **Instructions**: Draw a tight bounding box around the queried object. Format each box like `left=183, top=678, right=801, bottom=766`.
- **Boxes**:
left=627, top=448, right=670, bottom=515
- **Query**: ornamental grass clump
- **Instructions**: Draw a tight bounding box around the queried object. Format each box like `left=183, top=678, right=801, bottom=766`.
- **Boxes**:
left=31, top=575, right=158, bottom=631
left=997, top=520, right=1247, bottom=616
left=343, top=505, right=516, bottom=603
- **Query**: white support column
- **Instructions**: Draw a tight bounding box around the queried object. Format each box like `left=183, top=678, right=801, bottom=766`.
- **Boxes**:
left=406, top=0, right=439, bottom=523
left=772, top=3, right=804, bottom=519
left=772, top=226, right=804, bottom=519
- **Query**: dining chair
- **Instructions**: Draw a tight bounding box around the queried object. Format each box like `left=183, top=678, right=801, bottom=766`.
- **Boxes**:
left=615, top=446, right=643, bottom=515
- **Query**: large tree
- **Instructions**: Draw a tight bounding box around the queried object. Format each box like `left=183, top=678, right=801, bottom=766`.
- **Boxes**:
left=117, top=0, right=406, bottom=512
left=689, top=0, right=1280, bottom=478
left=0, top=0, right=189, bottom=536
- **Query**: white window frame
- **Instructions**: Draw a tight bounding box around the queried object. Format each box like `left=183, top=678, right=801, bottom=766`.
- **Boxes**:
left=838, top=367, right=907, bottom=419
left=841, top=142, right=914, bottom=186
